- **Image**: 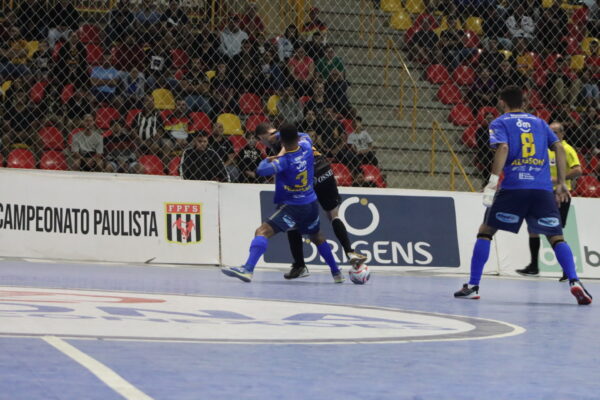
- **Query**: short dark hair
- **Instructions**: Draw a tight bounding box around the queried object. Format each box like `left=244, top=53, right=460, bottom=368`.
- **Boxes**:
left=255, top=122, right=273, bottom=137
left=195, top=130, right=209, bottom=138
left=279, top=122, right=298, bottom=145
left=499, top=85, right=523, bottom=109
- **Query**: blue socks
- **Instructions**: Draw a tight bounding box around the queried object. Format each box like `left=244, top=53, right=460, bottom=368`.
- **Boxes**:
left=244, top=235, right=268, bottom=272
left=469, top=238, right=491, bottom=286
left=317, top=241, right=340, bottom=274
left=554, top=241, right=578, bottom=281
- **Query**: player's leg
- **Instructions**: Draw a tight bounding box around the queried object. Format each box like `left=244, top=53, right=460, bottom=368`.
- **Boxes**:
left=454, top=224, right=497, bottom=299
left=309, top=232, right=344, bottom=283
left=516, top=232, right=541, bottom=276
left=547, top=235, right=592, bottom=305
left=557, top=197, right=571, bottom=282
left=326, top=207, right=366, bottom=268
left=284, top=229, right=310, bottom=279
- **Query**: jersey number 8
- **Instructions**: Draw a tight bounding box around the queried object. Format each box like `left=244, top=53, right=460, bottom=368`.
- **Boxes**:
left=521, top=132, right=536, bottom=158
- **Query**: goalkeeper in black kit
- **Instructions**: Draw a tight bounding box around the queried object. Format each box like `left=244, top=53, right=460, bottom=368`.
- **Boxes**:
left=255, top=122, right=367, bottom=278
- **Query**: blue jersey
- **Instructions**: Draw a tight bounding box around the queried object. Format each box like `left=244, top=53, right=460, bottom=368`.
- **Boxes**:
left=257, top=134, right=317, bottom=205
left=489, top=112, right=560, bottom=191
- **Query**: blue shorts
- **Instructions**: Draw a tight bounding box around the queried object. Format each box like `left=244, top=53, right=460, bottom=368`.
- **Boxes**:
left=267, top=201, right=320, bottom=235
left=484, top=189, right=563, bottom=236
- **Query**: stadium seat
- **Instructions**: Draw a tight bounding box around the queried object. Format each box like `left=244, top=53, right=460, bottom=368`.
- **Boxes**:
left=589, top=157, right=600, bottom=174
left=461, top=125, right=478, bottom=148
left=40, top=151, right=67, bottom=170
left=1, top=80, right=11, bottom=95
left=524, top=89, right=543, bottom=109
left=361, top=165, right=386, bottom=188
left=266, top=95, right=280, bottom=115
left=462, top=30, right=480, bottom=48
left=571, top=6, right=589, bottom=25
left=516, top=52, right=541, bottom=73
left=138, top=155, right=165, bottom=175
left=533, top=68, right=548, bottom=87
left=245, top=114, right=269, bottom=134
left=452, top=66, right=476, bottom=86
left=404, top=0, right=425, bottom=14
left=542, top=0, right=554, bottom=7
left=7, top=149, right=35, bottom=169
left=239, top=93, right=263, bottom=115
left=544, top=53, right=562, bottom=72
left=465, top=17, right=483, bottom=35
left=125, top=109, right=142, bottom=127
left=152, top=89, right=176, bottom=110
left=476, top=106, right=499, bottom=124
left=39, top=126, right=65, bottom=150
left=52, top=41, right=64, bottom=61
left=229, top=135, right=248, bottom=154
left=574, top=175, right=600, bottom=198
left=340, top=119, right=354, bottom=134
left=534, top=108, right=551, bottom=122
left=570, top=54, right=586, bottom=71
left=60, top=84, right=75, bottom=104
left=581, top=37, right=599, bottom=55
left=380, top=0, right=404, bottom=12
left=189, top=112, right=212, bottom=133
left=78, top=24, right=101, bottom=44
left=469, top=48, right=483, bottom=65
left=426, top=64, right=450, bottom=84
left=160, top=110, right=174, bottom=122
left=85, top=43, right=104, bottom=66
left=29, top=81, right=48, bottom=104
left=168, top=156, right=181, bottom=176
left=564, top=36, right=581, bottom=55
left=171, top=49, right=190, bottom=68
left=498, top=49, right=513, bottom=60
left=448, top=104, right=475, bottom=126
left=299, top=95, right=311, bottom=105
left=25, top=41, right=39, bottom=59
left=433, top=16, right=463, bottom=36
left=331, top=163, right=353, bottom=187
left=390, top=11, right=412, bottom=31
left=437, top=83, right=463, bottom=104
left=217, top=113, right=243, bottom=135
left=0, top=153, right=3, bottom=167
left=570, top=110, right=581, bottom=123
left=205, top=70, right=216, bottom=81
left=95, top=107, right=120, bottom=130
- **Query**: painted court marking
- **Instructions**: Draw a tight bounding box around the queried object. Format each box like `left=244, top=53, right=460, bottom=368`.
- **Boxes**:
left=43, top=336, right=153, bottom=400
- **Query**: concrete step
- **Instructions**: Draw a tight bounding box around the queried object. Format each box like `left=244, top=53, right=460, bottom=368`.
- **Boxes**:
left=377, top=147, right=478, bottom=173
left=384, top=171, right=481, bottom=192
left=352, top=104, right=452, bottom=127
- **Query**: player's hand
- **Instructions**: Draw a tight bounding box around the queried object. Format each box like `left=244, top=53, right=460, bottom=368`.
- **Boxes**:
left=266, top=156, right=279, bottom=162
left=555, top=183, right=571, bottom=204
left=482, top=174, right=499, bottom=208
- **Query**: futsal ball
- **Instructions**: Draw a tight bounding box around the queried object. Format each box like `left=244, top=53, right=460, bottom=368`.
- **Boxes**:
left=349, top=264, right=371, bottom=285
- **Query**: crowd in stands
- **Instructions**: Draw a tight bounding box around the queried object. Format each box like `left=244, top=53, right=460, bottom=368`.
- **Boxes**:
left=402, top=0, right=599, bottom=195
left=0, top=0, right=384, bottom=187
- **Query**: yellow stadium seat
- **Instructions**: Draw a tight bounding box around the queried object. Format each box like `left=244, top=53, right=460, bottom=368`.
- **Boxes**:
left=570, top=54, right=586, bottom=71
left=25, top=41, right=39, bottom=59
left=390, top=11, right=412, bottom=31
left=1, top=80, right=12, bottom=96
left=498, top=50, right=513, bottom=60
left=465, top=16, right=483, bottom=35
left=581, top=37, right=599, bottom=55
left=434, top=16, right=463, bottom=36
left=267, top=95, right=280, bottom=115
left=152, top=88, right=176, bottom=110
left=205, top=70, right=216, bottom=80
left=380, top=0, right=403, bottom=12
left=542, top=0, right=555, bottom=7
left=404, top=0, right=425, bottom=14
left=516, top=54, right=535, bottom=73
left=217, top=113, right=243, bottom=135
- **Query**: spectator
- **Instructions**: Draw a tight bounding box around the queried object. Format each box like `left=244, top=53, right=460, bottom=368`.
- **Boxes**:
left=0, top=27, right=31, bottom=80
left=90, top=53, right=124, bottom=103
left=31, top=40, right=51, bottom=81
left=317, top=46, right=344, bottom=80
left=550, top=102, right=579, bottom=140
left=300, top=109, right=319, bottom=132
left=194, top=35, right=220, bottom=71
left=71, top=114, right=103, bottom=171
left=212, top=86, right=239, bottom=116
left=236, top=132, right=264, bottom=183
left=581, top=67, right=599, bottom=105
left=301, top=7, right=328, bottom=40
left=134, top=95, right=160, bottom=142
left=347, top=117, right=379, bottom=168
left=544, top=57, right=581, bottom=107
left=574, top=105, right=599, bottom=150
left=305, top=31, right=325, bottom=61
left=181, top=58, right=212, bottom=114
left=113, top=33, right=145, bottom=73
left=121, top=68, right=147, bottom=107
left=277, top=24, right=299, bottom=62
left=164, top=99, right=193, bottom=143
left=52, top=32, right=87, bottom=89
left=47, top=0, right=80, bottom=48
left=219, top=15, right=249, bottom=59
left=409, top=16, right=438, bottom=65
left=482, top=3, right=511, bottom=50
left=231, top=39, right=260, bottom=91
left=505, top=4, right=534, bottom=45
left=475, top=111, right=496, bottom=182
left=494, top=58, right=523, bottom=90
left=65, top=88, right=94, bottom=123
left=162, top=0, right=189, bottom=32
left=536, top=4, right=567, bottom=55
left=208, top=122, right=237, bottom=181
left=277, top=86, right=304, bottom=125
left=240, top=2, right=265, bottom=42
left=134, top=2, right=162, bottom=45
left=318, top=107, right=345, bottom=159
left=587, top=40, right=600, bottom=80
left=325, top=69, right=351, bottom=116
left=479, top=37, right=505, bottom=73
left=146, top=34, right=174, bottom=83
left=104, top=119, right=140, bottom=173
left=287, top=45, right=315, bottom=96
left=305, top=81, right=326, bottom=115
left=105, top=0, right=134, bottom=48
left=439, top=16, right=476, bottom=70
left=2, top=91, right=40, bottom=155
left=352, top=172, right=377, bottom=188
left=181, top=132, right=228, bottom=181
left=260, top=50, right=286, bottom=93
left=15, top=0, right=47, bottom=41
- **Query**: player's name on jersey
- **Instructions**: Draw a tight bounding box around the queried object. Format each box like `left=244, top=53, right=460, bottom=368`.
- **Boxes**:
left=0, top=203, right=158, bottom=237
left=511, top=157, right=546, bottom=166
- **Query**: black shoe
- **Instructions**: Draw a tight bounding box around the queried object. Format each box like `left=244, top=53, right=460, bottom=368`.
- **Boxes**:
left=515, top=265, right=539, bottom=277
left=454, top=283, right=480, bottom=299
left=559, top=274, right=568, bottom=282
left=284, top=264, right=310, bottom=280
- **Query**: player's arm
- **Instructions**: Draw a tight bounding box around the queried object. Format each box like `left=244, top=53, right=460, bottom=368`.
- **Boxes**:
left=566, top=149, right=583, bottom=181
left=551, top=141, right=571, bottom=203
left=483, top=121, right=508, bottom=207
left=256, top=156, right=287, bottom=177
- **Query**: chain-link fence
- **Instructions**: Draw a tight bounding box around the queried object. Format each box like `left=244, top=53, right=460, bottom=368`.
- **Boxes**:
left=0, top=0, right=598, bottom=193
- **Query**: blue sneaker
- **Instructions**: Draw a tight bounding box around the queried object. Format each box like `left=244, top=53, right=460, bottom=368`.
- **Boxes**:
left=221, top=266, right=253, bottom=282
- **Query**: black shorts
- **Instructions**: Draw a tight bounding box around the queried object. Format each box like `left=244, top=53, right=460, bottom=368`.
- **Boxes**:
left=314, top=168, right=341, bottom=212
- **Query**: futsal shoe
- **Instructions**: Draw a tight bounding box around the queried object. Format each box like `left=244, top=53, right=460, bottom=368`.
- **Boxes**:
left=221, top=266, right=253, bottom=282
left=569, top=281, right=593, bottom=305
left=284, top=264, right=310, bottom=280
left=515, top=265, right=539, bottom=277
left=454, top=284, right=480, bottom=299
left=332, top=270, right=345, bottom=284
left=347, top=252, right=367, bottom=269
left=559, top=273, right=568, bottom=282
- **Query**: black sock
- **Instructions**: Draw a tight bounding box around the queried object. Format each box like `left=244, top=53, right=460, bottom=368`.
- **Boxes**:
left=529, top=237, right=541, bottom=270
left=332, top=218, right=353, bottom=254
left=287, top=230, right=306, bottom=267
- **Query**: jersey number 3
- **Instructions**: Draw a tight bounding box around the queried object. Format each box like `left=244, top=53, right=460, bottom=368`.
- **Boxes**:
left=521, top=132, right=536, bottom=158
left=295, top=170, right=308, bottom=188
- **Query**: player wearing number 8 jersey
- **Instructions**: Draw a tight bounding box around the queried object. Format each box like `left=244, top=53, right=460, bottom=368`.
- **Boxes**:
left=453, top=86, right=592, bottom=305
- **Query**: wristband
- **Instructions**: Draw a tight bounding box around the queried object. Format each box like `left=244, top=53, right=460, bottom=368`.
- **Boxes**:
left=488, top=174, right=499, bottom=186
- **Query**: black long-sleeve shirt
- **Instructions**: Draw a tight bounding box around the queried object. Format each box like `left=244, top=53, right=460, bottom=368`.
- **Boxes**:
left=180, top=146, right=228, bottom=182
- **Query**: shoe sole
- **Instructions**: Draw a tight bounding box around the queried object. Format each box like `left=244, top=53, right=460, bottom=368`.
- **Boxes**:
left=570, top=286, right=592, bottom=305
left=221, top=268, right=252, bottom=283
left=284, top=271, right=310, bottom=280
left=454, top=294, right=480, bottom=300
left=516, top=271, right=539, bottom=277
left=349, top=257, right=367, bottom=269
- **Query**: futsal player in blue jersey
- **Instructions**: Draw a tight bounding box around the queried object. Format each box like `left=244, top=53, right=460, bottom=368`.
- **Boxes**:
left=454, top=86, right=592, bottom=305
left=221, top=123, right=345, bottom=283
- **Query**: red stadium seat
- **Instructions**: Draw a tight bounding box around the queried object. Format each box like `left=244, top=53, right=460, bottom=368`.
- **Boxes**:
left=534, top=108, right=551, bottom=122
left=39, top=126, right=65, bottom=150
left=238, top=93, right=263, bottom=115
left=448, top=104, right=475, bottom=126
left=60, top=84, right=76, bottom=104
left=567, top=23, right=585, bottom=43
left=189, top=112, right=212, bottom=133
left=40, top=151, right=67, bottom=170
left=469, top=48, right=483, bottom=66
left=572, top=6, right=589, bottom=25
left=168, top=156, right=181, bottom=176
left=361, top=165, right=386, bottom=188
left=570, top=110, right=581, bottom=123
left=524, top=89, right=543, bottom=109
left=299, top=95, right=311, bottom=105
left=426, top=64, right=450, bottom=84
left=545, top=53, right=563, bottom=72
left=452, top=66, right=476, bottom=86
left=29, top=81, right=48, bottom=103
left=245, top=114, right=269, bottom=134
left=476, top=106, right=499, bottom=124
left=171, top=49, right=190, bottom=68
left=86, top=43, right=104, bottom=66
left=95, top=107, right=120, bottom=130
left=462, top=30, right=480, bottom=48
left=160, top=110, right=174, bottom=122
left=52, top=41, right=64, bottom=61
left=589, top=157, right=600, bottom=174
left=229, top=135, right=248, bottom=154
left=78, top=24, right=101, bottom=44
left=461, top=125, right=478, bottom=148
left=437, top=83, right=463, bottom=104
left=0, top=153, right=3, bottom=167
left=340, top=118, right=354, bottom=134
left=533, top=68, right=547, bottom=87
left=331, top=163, right=353, bottom=187
left=574, top=175, right=600, bottom=197
left=7, top=149, right=35, bottom=169
left=125, top=109, right=142, bottom=127
left=564, top=36, right=581, bottom=55
left=138, top=155, right=165, bottom=175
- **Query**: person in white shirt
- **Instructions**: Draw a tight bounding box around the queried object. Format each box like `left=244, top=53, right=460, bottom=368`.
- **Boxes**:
left=505, top=4, right=534, bottom=40
left=220, top=15, right=249, bottom=59
left=347, top=116, right=378, bottom=170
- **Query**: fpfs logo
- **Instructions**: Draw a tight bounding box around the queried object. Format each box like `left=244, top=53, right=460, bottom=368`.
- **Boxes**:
left=259, top=193, right=460, bottom=267
left=165, top=203, right=202, bottom=244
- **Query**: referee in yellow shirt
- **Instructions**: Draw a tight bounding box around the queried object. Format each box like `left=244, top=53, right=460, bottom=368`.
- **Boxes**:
left=516, top=122, right=583, bottom=281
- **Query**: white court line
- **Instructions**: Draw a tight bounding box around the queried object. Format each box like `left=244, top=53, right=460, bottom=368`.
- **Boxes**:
left=42, top=336, right=154, bottom=400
